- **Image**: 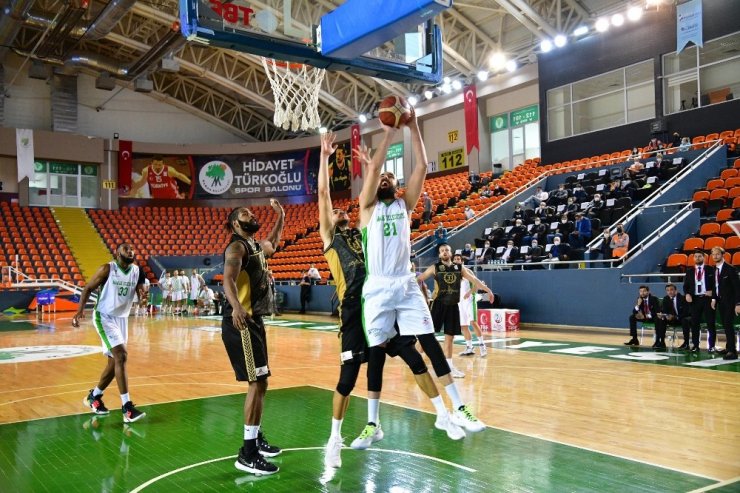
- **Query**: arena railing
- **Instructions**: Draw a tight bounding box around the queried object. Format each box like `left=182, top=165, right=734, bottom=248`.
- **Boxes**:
left=1, top=265, right=97, bottom=302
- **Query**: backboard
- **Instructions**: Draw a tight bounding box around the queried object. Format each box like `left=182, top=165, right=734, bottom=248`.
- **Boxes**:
left=179, top=0, right=445, bottom=84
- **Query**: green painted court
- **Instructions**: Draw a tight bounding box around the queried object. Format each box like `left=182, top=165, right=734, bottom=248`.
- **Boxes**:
left=0, top=387, right=720, bottom=492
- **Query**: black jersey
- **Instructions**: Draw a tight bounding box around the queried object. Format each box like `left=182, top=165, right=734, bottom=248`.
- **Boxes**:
left=324, top=227, right=365, bottom=303
left=432, top=261, right=462, bottom=306
left=223, top=234, right=273, bottom=317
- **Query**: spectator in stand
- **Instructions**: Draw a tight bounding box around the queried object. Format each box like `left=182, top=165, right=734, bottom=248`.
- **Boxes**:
left=572, top=184, right=587, bottom=203
left=624, top=285, right=660, bottom=346
left=533, top=201, right=550, bottom=219
left=299, top=271, right=312, bottom=314
left=512, top=204, right=524, bottom=221
left=422, top=192, right=433, bottom=224
left=569, top=212, right=592, bottom=248
left=598, top=227, right=612, bottom=260
left=586, top=193, right=605, bottom=219
left=519, top=186, right=549, bottom=209
left=628, top=158, right=645, bottom=176
left=543, top=236, right=570, bottom=266
left=461, top=243, right=474, bottom=264
left=610, top=223, right=629, bottom=258
left=464, top=206, right=475, bottom=220
left=477, top=240, right=495, bottom=264
left=549, top=183, right=569, bottom=206
left=497, top=239, right=519, bottom=263
left=469, top=172, right=481, bottom=192
left=525, top=217, right=548, bottom=246
left=670, top=132, right=682, bottom=149
left=620, top=170, right=639, bottom=199
left=606, top=179, right=625, bottom=200
left=630, top=147, right=641, bottom=160
left=434, top=222, right=448, bottom=246
left=645, top=137, right=663, bottom=154
left=679, top=137, right=691, bottom=152
left=307, top=263, right=322, bottom=283
left=509, top=219, right=527, bottom=246
left=656, top=283, right=691, bottom=350
left=492, top=183, right=508, bottom=196
left=525, top=239, right=544, bottom=264
left=548, top=213, right=573, bottom=244
left=565, top=196, right=579, bottom=216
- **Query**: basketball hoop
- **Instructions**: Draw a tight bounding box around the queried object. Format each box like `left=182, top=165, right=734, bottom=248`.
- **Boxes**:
left=261, top=57, right=326, bottom=132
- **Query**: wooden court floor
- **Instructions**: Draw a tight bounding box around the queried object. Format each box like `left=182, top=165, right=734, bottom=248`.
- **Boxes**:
left=0, top=312, right=738, bottom=492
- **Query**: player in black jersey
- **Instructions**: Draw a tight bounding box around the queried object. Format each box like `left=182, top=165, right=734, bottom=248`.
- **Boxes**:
left=318, top=133, right=471, bottom=469
left=418, top=243, right=493, bottom=379
left=222, top=200, right=284, bottom=476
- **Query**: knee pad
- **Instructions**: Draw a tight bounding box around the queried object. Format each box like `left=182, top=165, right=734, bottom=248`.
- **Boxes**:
left=336, top=363, right=361, bottom=397
left=397, top=344, right=428, bottom=375
left=366, top=347, right=387, bottom=392
left=416, top=333, right=450, bottom=377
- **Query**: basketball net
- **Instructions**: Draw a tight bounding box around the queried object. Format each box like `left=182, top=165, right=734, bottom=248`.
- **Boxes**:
left=261, top=57, right=326, bottom=132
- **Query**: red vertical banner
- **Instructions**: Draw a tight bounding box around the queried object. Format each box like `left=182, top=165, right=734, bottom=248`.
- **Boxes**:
left=118, top=140, right=133, bottom=194
left=350, top=124, right=362, bottom=178
left=464, top=84, right=479, bottom=154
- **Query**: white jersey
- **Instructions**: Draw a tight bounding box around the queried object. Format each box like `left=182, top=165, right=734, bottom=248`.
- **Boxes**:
left=95, top=261, right=141, bottom=317
left=362, top=198, right=412, bottom=278
left=190, top=275, right=201, bottom=298
left=180, top=275, right=190, bottom=293
left=170, top=275, right=181, bottom=292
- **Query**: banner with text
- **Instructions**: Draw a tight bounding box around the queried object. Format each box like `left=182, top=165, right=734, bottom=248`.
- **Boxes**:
left=677, top=0, right=703, bottom=53
left=193, top=148, right=319, bottom=198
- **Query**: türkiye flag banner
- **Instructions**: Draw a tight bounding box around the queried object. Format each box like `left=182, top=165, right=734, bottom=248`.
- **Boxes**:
left=464, top=84, right=479, bottom=154
left=351, top=124, right=362, bottom=178
left=118, top=140, right=133, bottom=194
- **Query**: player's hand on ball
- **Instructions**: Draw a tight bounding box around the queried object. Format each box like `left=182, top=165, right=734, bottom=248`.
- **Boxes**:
left=406, top=106, right=418, bottom=130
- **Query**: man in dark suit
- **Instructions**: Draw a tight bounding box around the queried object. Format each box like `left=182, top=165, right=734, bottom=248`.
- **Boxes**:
left=683, top=250, right=717, bottom=352
left=655, top=283, right=691, bottom=350
left=709, top=247, right=740, bottom=360
left=625, top=285, right=660, bottom=346
left=476, top=241, right=495, bottom=264
left=497, top=240, right=519, bottom=263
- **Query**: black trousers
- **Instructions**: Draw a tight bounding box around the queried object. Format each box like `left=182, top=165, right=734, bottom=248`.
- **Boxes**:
left=655, top=316, right=691, bottom=343
left=628, top=313, right=653, bottom=338
left=688, top=296, right=716, bottom=347
left=716, top=298, right=737, bottom=352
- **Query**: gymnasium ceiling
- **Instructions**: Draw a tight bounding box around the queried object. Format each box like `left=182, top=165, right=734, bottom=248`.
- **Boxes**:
left=4, top=0, right=631, bottom=141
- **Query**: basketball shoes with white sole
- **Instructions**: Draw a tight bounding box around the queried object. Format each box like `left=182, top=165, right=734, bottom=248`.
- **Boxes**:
left=257, top=431, right=281, bottom=457
left=450, top=367, right=465, bottom=378
left=479, top=345, right=488, bottom=358
left=324, top=435, right=343, bottom=468
left=459, top=347, right=475, bottom=356
left=235, top=447, right=278, bottom=476
left=122, top=401, right=146, bottom=423
left=434, top=412, right=465, bottom=440
left=452, top=404, right=485, bottom=432
left=83, top=390, right=110, bottom=415
left=350, top=423, right=383, bottom=449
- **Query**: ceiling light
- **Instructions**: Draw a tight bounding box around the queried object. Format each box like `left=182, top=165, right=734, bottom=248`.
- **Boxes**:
left=424, top=89, right=434, bottom=100
left=627, top=6, right=643, bottom=21
left=611, top=13, right=624, bottom=27
left=358, top=114, right=367, bottom=123
left=319, top=127, right=328, bottom=134
left=477, top=70, right=489, bottom=82
left=407, top=96, right=418, bottom=106
left=540, top=39, right=553, bottom=53
left=451, top=80, right=462, bottom=91
left=554, top=34, right=567, bottom=48
left=573, top=25, right=589, bottom=37
left=443, top=76, right=451, bottom=84
left=595, top=17, right=609, bottom=32
left=489, top=52, right=507, bottom=70
left=441, top=83, right=451, bottom=94
left=505, top=59, right=517, bottom=72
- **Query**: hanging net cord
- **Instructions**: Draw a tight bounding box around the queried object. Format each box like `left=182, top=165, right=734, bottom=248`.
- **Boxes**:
left=261, top=58, right=326, bottom=132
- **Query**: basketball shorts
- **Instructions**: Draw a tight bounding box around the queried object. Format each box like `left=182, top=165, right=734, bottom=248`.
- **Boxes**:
left=362, top=274, right=434, bottom=347
left=92, top=310, right=128, bottom=357
left=221, top=315, right=270, bottom=382
left=171, top=291, right=183, bottom=302
left=338, top=297, right=367, bottom=365
left=431, top=301, right=462, bottom=336
left=161, top=289, right=169, bottom=299
left=458, top=298, right=477, bottom=327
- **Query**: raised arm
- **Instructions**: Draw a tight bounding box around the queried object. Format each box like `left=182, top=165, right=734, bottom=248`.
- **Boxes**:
left=403, top=109, right=429, bottom=212
left=72, top=263, right=110, bottom=326
left=462, top=267, right=494, bottom=303
left=318, top=132, right=338, bottom=249
left=261, top=198, right=285, bottom=257
left=416, top=264, right=436, bottom=283
left=358, top=126, right=397, bottom=222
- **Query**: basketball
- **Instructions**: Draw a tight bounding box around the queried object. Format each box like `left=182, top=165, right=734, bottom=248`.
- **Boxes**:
left=378, top=96, right=412, bottom=128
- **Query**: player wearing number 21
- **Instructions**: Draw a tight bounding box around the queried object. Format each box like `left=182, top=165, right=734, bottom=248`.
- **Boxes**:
left=73, top=243, right=148, bottom=423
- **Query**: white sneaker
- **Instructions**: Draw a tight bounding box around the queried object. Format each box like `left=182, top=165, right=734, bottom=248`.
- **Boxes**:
left=434, top=412, right=465, bottom=440
left=450, top=367, right=465, bottom=378
left=350, top=423, right=383, bottom=449
left=324, top=435, right=343, bottom=468
left=479, top=345, right=488, bottom=358
left=459, top=347, right=475, bottom=357
left=452, top=405, right=485, bottom=432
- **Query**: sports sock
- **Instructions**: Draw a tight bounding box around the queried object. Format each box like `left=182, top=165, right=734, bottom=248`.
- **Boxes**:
left=243, top=425, right=260, bottom=455
left=368, top=398, right=380, bottom=425
left=466, top=340, right=473, bottom=349
left=330, top=418, right=343, bottom=439
left=120, top=393, right=130, bottom=406
left=430, top=395, right=447, bottom=416
left=444, top=383, right=463, bottom=409
left=92, top=387, right=103, bottom=397
left=446, top=357, right=455, bottom=369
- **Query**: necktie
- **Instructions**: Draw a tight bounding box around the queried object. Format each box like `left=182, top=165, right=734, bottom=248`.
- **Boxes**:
left=716, top=267, right=720, bottom=297
left=673, top=297, right=677, bottom=315
left=643, top=299, right=649, bottom=315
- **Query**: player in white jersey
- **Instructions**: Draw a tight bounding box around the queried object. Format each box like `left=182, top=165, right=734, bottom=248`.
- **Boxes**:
left=179, top=270, right=190, bottom=315
left=169, top=270, right=182, bottom=314
left=134, top=277, right=151, bottom=316
left=160, top=271, right=172, bottom=314
left=73, top=243, right=147, bottom=423
left=453, top=254, right=488, bottom=358
left=189, top=269, right=204, bottom=315
left=356, top=110, right=485, bottom=434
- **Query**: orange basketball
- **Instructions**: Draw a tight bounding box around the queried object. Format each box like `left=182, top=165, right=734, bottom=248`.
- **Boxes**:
left=378, top=95, right=412, bottom=128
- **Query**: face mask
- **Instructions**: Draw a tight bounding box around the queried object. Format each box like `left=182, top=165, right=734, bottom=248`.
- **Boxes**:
left=238, top=219, right=260, bottom=233
left=561, top=219, right=567, bottom=223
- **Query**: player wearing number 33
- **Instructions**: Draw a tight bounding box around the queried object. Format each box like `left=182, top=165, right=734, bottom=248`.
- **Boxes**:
left=72, top=243, right=148, bottom=423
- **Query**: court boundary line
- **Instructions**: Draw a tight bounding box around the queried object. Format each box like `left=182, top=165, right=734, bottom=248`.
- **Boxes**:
left=303, top=384, right=720, bottom=482
left=129, top=447, right=476, bottom=492
left=686, top=476, right=740, bottom=492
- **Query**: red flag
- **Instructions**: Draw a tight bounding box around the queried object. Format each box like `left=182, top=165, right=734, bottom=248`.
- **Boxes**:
left=350, top=124, right=362, bottom=178
left=118, top=140, right=133, bottom=194
left=464, top=84, right=479, bottom=154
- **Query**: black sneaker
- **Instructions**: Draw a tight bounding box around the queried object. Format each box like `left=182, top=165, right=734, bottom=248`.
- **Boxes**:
left=258, top=431, right=282, bottom=457
left=235, top=447, right=279, bottom=476
left=83, top=390, right=110, bottom=415
left=122, top=401, right=146, bottom=423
